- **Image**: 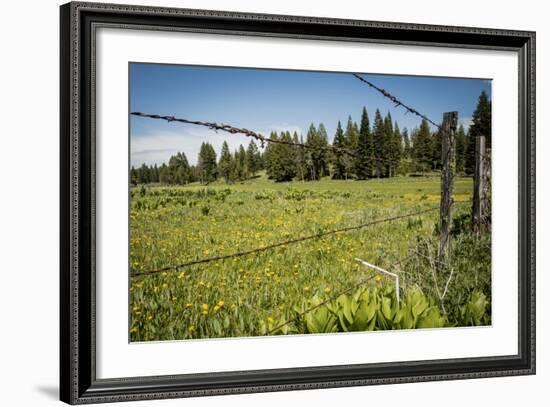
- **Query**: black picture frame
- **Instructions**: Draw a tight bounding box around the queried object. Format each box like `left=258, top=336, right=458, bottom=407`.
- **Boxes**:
left=60, top=1, right=536, bottom=404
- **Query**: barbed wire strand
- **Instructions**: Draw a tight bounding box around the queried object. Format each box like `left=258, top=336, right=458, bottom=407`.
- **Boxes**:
left=131, top=112, right=406, bottom=166
left=130, top=206, right=440, bottom=278
left=131, top=112, right=361, bottom=158
left=351, top=73, right=443, bottom=131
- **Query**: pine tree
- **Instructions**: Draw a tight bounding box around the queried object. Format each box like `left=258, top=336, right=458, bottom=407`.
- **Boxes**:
left=237, top=144, right=248, bottom=180
left=152, top=164, right=159, bottom=183
left=455, top=124, right=467, bottom=174
left=382, top=112, right=393, bottom=177
left=197, top=142, right=217, bottom=184
left=232, top=149, right=240, bottom=181
left=305, top=123, right=330, bottom=180
left=342, top=116, right=358, bottom=179
left=402, top=128, right=411, bottom=159
left=372, top=109, right=385, bottom=178
left=355, top=107, right=372, bottom=180
left=332, top=121, right=347, bottom=179
left=218, top=141, right=233, bottom=183
left=245, top=140, right=261, bottom=177
left=264, top=132, right=278, bottom=179
left=130, top=166, right=138, bottom=186
left=470, top=90, right=492, bottom=147
left=412, top=119, right=433, bottom=173
left=269, top=131, right=297, bottom=182
left=293, top=132, right=306, bottom=182
left=390, top=121, right=402, bottom=177
left=188, top=165, right=198, bottom=183
left=159, top=163, right=171, bottom=184
left=179, top=152, right=191, bottom=183
left=138, top=163, right=150, bottom=184
left=317, top=124, right=330, bottom=177
left=167, top=152, right=191, bottom=184
left=465, top=90, right=492, bottom=175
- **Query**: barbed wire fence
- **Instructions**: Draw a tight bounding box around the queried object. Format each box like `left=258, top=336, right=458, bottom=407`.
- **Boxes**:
left=129, top=73, right=487, bottom=328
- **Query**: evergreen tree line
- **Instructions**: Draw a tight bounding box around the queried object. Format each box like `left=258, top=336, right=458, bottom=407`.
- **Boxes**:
left=130, top=139, right=262, bottom=185
left=131, top=91, right=491, bottom=185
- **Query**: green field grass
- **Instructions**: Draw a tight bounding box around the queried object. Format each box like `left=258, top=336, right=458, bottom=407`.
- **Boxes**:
left=129, top=174, right=490, bottom=341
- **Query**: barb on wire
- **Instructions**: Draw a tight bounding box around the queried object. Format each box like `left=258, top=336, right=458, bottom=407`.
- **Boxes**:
left=352, top=73, right=442, bottom=130
left=352, top=73, right=489, bottom=182
left=131, top=112, right=359, bottom=158
left=131, top=112, right=403, bottom=166
left=130, top=206, right=439, bottom=278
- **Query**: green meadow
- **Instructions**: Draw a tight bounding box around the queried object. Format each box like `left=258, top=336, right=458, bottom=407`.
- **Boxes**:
left=129, top=174, right=490, bottom=341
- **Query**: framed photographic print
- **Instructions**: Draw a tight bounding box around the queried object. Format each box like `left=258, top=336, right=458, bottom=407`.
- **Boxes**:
left=60, top=1, right=535, bottom=404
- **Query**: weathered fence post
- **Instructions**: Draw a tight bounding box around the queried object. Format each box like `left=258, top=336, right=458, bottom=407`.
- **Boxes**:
left=482, top=148, right=491, bottom=231
left=473, top=135, right=488, bottom=234
left=439, top=112, right=458, bottom=268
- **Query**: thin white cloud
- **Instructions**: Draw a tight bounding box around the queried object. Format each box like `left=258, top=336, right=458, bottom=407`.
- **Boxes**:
left=131, top=122, right=304, bottom=167
left=131, top=127, right=257, bottom=167
left=458, top=117, right=473, bottom=131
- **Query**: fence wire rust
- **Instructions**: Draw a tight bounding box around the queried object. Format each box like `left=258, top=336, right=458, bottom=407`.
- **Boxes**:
left=130, top=206, right=439, bottom=278
left=351, top=73, right=442, bottom=131
left=131, top=113, right=405, bottom=167
left=131, top=111, right=361, bottom=159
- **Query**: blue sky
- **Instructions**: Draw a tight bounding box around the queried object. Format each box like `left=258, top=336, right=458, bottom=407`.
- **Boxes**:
left=130, top=63, right=491, bottom=166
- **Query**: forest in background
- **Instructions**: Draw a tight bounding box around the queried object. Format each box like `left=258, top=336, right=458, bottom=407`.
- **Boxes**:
left=130, top=91, right=491, bottom=185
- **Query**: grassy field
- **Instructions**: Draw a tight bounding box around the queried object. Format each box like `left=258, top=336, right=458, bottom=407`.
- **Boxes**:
left=129, top=174, right=490, bottom=341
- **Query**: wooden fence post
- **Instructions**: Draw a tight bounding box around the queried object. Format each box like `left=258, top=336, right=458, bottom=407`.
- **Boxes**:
left=473, top=135, right=486, bottom=235
left=439, top=112, right=458, bottom=269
